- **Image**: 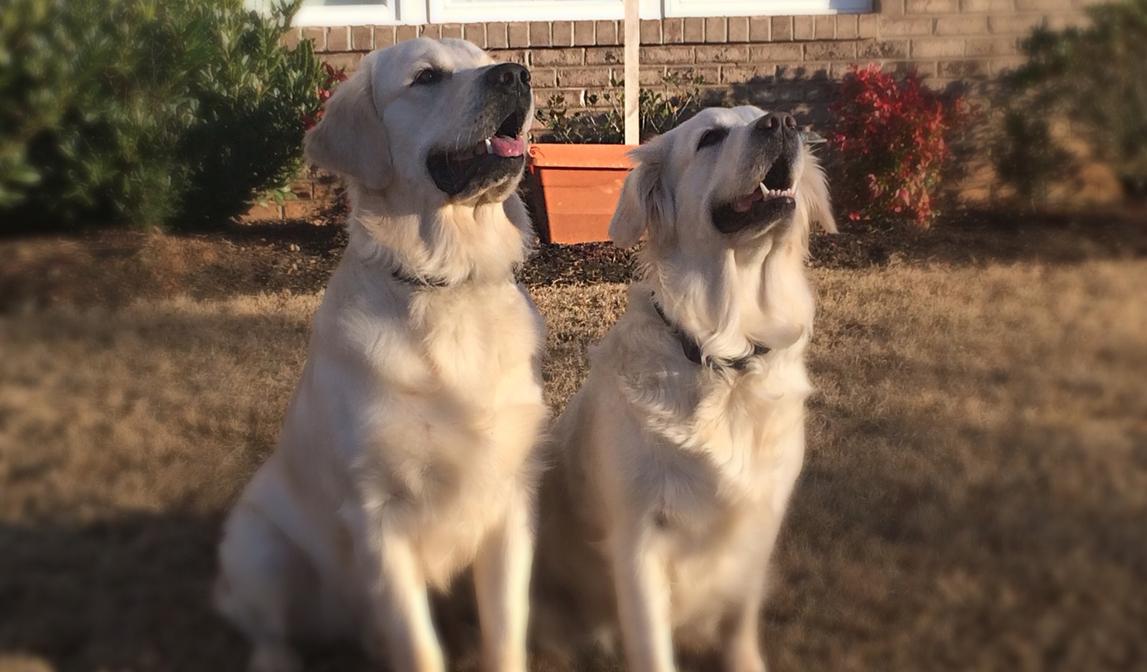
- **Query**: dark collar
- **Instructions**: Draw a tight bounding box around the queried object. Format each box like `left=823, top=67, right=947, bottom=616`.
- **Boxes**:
left=650, top=293, right=770, bottom=372
left=390, top=266, right=450, bottom=289
left=390, top=263, right=523, bottom=289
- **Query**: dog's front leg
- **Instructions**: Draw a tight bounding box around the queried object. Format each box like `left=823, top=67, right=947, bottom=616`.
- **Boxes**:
left=611, top=524, right=676, bottom=672
left=473, top=491, right=534, bottom=672
left=352, top=514, right=444, bottom=672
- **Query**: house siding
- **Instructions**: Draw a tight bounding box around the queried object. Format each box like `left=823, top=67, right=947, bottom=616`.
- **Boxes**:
left=257, top=0, right=1100, bottom=221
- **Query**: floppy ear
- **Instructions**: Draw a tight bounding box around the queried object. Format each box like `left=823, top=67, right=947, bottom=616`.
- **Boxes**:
left=798, top=152, right=837, bottom=233
left=609, top=141, right=672, bottom=249
left=304, top=57, right=391, bottom=190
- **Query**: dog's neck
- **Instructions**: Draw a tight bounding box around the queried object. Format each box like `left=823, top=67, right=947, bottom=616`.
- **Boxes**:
left=344, top=183, right=530, bottom=287
left=644, top=230, right=813, bottom=359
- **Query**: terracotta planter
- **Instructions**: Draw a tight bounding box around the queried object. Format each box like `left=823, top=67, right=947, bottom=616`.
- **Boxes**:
left=527, top=143, right=635, bottom=244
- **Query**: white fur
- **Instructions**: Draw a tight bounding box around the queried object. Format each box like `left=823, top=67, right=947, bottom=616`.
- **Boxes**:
left=215, top=38, right=546, bottom=672
left=534, top=106, right=835, bottom=672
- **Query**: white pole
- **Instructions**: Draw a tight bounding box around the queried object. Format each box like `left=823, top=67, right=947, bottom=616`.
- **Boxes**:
left=623, top=0, right=640, bottom=145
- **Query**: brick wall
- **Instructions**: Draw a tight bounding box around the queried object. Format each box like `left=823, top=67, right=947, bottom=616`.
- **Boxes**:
left=251, top=0, right=1100, bottom=221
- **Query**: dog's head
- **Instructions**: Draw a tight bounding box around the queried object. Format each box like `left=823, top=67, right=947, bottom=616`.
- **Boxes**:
left=305, top=38, right=533, bottom=205
left=610, top=105, right=835, bottom=254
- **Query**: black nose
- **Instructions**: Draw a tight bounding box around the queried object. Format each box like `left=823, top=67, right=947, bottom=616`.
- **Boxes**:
left=755, top=112, right=797, bottom=134
left=486, top=63, right=531, bottom=93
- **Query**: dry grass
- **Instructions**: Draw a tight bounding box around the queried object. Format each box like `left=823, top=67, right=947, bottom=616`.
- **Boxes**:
left=1, top=228, right=1145, bottom=671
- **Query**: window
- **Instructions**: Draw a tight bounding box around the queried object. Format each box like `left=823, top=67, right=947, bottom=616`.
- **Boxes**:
left=283, top=0, right=871, bottom=26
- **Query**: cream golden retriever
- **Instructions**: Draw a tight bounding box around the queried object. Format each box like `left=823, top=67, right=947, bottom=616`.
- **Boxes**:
left=533, top=106, right=835, bottom=672
left=215, top=38, right=546, bottom=672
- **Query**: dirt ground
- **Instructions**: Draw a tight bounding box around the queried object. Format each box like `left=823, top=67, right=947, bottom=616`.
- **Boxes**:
left=1, top=209, right=1145, bottom=672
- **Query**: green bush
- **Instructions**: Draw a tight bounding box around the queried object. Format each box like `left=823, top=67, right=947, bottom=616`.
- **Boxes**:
left=0, top=0, right=327, bottom=230
left=536, top=72, right=707, bottom=144
left=995, top=0, right=1147, bottom=202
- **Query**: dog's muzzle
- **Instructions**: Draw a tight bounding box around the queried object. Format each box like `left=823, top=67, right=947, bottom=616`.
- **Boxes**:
left=426, top=63, right=533, bottom=200
left=711, top=112, right=802, bottom=235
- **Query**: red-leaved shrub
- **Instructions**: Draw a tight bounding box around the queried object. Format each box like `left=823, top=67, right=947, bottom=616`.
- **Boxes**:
left=829, top=65, right=968, bottom=228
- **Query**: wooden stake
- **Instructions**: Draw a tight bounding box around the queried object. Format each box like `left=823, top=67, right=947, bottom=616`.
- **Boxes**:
left=623, top=0, right=640, bottom=145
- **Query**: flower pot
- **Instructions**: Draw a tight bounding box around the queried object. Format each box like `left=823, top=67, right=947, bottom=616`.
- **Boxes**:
left=527, top=143, right=635, bottom=244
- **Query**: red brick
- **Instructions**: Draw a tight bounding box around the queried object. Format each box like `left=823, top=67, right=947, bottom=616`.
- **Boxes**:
left=301, top=27, right=327, bottom=51
left=486, top=23, right=508, bottom=49
left=804, top=41, right=857, bottom=61
left=907, top=0, right=959, bottom=11
left=772, top=16, right=794, bottom=41
left=990, top=56, right=1029, bottom=74
left=728, top=17, right=750, bottom=43
left=720, top=64, right=777, bottom=82
left=858, top=39, right=910, bottom=58
left=321, top=52, right=362, bottom=71
left=585, top=47, right=622, bottom=65
left=535, top=48, right=586, bottom=66
left=395, top=25, right=418, bottom=43
left=936, top=15, right=988, bottom=35
left=662, top=18, right=685, bottom=44
left=858, top=15, right=879, bottom=38
left=748, top=17, right=770, bottom=41
left=1016, top=0, right=1070, bottom=8
left=528, top=22, right=550, bottom=47
left=750, top=43, right=804, bottom=61
left=420, top=25, right=441, bottom=39
left=960, top=0, right=1014, bottom=9
left=642, top=46, right=695, bottom=64
left=595, top=21, right=618, bottom=45
left=527, top=68, right=556, bottom=88
left=684, top=18, right=705, bottom=42
left=665, top=65, right=718, bottom=82
left=938, top=59, right=988, bottom=77
left=536, top=88, right=583, bottom=108
left=326, top=26, right=350, bottom=52
left=793, top=16, right=814, bottom=40
left=705, top=17, right=727, bottom=42
left=551, top=21, right=574, bottom=47
left=462, top=23, right=486, bottom=48
left=912, top=38, right=966, bottom=57
left=695, top=45, right=749, bottom=63
left=557, top=67, right=613, bottom=87
left=836, top=16, right=859, bottom=40
left=989, top=14, right=1044, bottom=33
left=508, top=23, right=529, bottom=47
left=573, top=21, right=595, bottom=46
left=281, top=28, right=300, bottom=49
left=351, top=26, right=372, bottom=51
left=491, top=49, right=528, bottom=65
left=374, top=26, right=395, bottom=48
left=814, top=16, right=835, bottom=39
left=964, top=37, right=1019, bottom=56
left=641, top=19, right=661, bottom=44
left=440, top=23, right=463, bottom=40
left=879, top=17, right=934, bottom=36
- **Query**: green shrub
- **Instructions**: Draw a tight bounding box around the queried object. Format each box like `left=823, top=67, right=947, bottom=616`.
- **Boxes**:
left=536, top=72, right=707, bottom=144
left=995, top=0, right=1147, bottom=202
left=0, top=0, right=327, bottom=231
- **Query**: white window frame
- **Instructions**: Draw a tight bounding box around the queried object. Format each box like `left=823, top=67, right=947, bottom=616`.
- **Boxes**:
left=290, top=0, right=871, bottom=26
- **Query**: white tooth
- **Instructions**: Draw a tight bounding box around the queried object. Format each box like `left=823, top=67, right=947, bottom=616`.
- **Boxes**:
left=759, top=183, right=768, bottom=199
left=484, top=138, right=493, bottom=154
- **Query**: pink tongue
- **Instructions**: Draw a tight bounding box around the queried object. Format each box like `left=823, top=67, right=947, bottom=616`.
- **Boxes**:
left=733, top=189, right=762, bottom=213
left=489, top=135, right=525, bottom=157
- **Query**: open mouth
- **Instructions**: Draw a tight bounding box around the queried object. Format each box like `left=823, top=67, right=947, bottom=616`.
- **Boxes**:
left=426, top=108, right=528, bottom=198
left=711, top=153, right=797, bottom=235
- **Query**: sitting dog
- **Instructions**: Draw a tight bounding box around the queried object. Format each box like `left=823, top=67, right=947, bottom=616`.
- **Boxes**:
left=215, top=38, right=546, bottom=672
left=533, top=106, right=835, bottom=672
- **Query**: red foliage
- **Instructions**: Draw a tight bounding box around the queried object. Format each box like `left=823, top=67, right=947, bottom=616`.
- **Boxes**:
left=829, top=65, right=967, bottom=228
left=302, top=62, right=348, bottom=131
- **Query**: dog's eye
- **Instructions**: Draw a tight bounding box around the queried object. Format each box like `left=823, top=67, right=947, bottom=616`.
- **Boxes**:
left=411, top=68, right=443, bottom=86
left=697, top=128, right=728, bottom=150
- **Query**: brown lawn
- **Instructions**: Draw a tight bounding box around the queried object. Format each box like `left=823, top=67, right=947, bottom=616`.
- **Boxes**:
left=1, top=212, right=1145, bottom=672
